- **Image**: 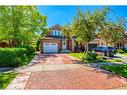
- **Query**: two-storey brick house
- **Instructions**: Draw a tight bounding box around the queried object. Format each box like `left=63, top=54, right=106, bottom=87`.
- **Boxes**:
left=41, top=24, right=74, bottom=53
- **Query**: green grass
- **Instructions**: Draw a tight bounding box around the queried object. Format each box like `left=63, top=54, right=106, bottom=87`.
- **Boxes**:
left=105, top=58, right=122, bottom=62
left=0, top=72, right=18, bottom=89
left=68, top=53, right=122, bottom=63
left=0, top=53, right=34, bottom=89
left=68, top=53, right=84, bottom=59
left=101, top=64, right=127, bottom=77
left=117, top=52, right=127, bottom=56
left=117, top=49, right=127, bottom=56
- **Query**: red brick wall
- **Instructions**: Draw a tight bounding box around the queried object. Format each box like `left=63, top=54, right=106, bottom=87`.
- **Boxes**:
left=68, top=39, right=72, bottom=51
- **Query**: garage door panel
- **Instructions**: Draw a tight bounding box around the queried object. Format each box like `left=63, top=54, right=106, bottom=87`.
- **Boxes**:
left=43, top=43, right=58, bottom=53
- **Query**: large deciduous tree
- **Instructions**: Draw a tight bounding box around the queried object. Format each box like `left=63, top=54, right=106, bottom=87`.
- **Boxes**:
left=110, top=22, right=125, bottom=48
left=72, top=8, right=109, bottom=51
left=98, top=21, right=125, bottom=57
left=0, top=6, right=47, bottom=47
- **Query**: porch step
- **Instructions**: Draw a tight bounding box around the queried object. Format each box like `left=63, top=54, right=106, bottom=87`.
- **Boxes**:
left=60, top=49, right=71, bottom=53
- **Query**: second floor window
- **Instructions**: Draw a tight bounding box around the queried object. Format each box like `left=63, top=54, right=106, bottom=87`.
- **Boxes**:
left=55, top=31, right=57, bottom=35
left=50, top=30, right=61, bottom=36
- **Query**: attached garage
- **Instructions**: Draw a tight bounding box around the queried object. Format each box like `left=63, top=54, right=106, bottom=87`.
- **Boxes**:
left=43, top=43, right=58, bottom=53
left=125, top=43, right=127, bottom=50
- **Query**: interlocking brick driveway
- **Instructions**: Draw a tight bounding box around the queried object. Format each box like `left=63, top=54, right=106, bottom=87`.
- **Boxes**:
left=7, top=54, right=127, bottom=89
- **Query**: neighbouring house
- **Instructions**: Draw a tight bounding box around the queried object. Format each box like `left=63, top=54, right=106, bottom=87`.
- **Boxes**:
left=75, top=38, right=106, bottom=51
left=124, top=32, right=127, bottom=49
left=112, top=32, right=127, bottom=50
left=41, top=24, right=75, bottom=53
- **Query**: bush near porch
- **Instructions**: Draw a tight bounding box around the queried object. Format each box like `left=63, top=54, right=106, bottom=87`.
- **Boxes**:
left=0, top=45, right=35, bottom=67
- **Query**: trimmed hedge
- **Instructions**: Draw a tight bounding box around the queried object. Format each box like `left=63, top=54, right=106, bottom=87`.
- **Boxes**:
left=0, top=48, right=29, bottom=67
left=16, top=45, right=35, bottom=56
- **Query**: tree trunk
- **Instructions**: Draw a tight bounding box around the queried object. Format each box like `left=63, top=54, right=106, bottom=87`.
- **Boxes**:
left=86, top=43, right=89, bottom=51
left=114, top=40, right=117, bottom=49
left=105, top=41, right=109, bottom=58
left=8, top=38, right=11, bottom=47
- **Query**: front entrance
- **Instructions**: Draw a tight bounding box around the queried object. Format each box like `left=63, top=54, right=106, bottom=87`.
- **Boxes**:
left=62, top=41, right=67, bottom=49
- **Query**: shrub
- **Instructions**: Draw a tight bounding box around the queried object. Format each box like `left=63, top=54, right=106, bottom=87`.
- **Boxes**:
left=81, top=52, right=98, bottom=63
left=0, top=48, right=28, bottom=67
left=16, top=45, right=35, bottom=56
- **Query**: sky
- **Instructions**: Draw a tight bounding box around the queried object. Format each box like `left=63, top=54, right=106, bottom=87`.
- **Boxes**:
left=38, top=6, right=127, bottom=27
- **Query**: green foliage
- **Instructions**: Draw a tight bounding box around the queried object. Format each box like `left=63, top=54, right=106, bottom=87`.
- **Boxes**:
left=0, top=72, right=18, bottom=89
left=68, top=53, right=84, bottom=59
left=101, top=64, right=127, bottom=77
left=72, top=8, right=110, bottom=51
left=0, top=6, right=47, bottom=47
left=68, top=52, right=121, bottom=63
left=117, top=49, right=125, bottom=53
left=62, top=24, right=72, bottom=39
left=98, top=22, right=125, bottom=47
left=81, top=52, right=98, bottom=63
left=16, top=44, right=35, bottom=56
left=0, top=48, right=27, bottom=67
left=113, top=58, right=122, bottom=62
left=117, top=49, right=127, bottom=53
left=0, top=47, right=34, bottom=67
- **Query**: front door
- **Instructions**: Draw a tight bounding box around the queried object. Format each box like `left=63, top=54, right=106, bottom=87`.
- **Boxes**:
left=62, top=41, right=66, bottom=49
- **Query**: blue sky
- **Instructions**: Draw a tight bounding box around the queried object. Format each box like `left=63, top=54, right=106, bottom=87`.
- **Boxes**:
left=38, top=6, right=127, bottom=27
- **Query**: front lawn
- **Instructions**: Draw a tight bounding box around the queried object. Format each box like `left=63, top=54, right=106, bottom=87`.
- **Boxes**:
left=68, top=53, right=84, bottom=59
left=68, top=53, right=122, bottom=63
left=119, top=53, right=127, bottom=56
left=0, top=72, right=18, bottom=89
left=117, top=49, right=127, bottom=56
left=100, top=64, right=127, bottom=77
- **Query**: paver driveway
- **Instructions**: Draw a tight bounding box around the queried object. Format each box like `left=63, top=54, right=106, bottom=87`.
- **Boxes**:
left=7, top=54, right=127, bottom=89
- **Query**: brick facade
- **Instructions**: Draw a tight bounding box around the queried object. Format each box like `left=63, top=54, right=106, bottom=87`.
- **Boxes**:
left=41, top=24, right=74, bottom=53
left=41, top=38, right=62, bottom=52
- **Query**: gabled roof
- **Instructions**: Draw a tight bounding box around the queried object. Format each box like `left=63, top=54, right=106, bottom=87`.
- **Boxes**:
left=50, top=24, right=61, bottom=30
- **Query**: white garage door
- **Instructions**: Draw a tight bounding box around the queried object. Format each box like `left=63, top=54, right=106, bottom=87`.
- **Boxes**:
left=125, top=43, right=127, bottom=50
left=43, top=43, right=58, bottom=53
